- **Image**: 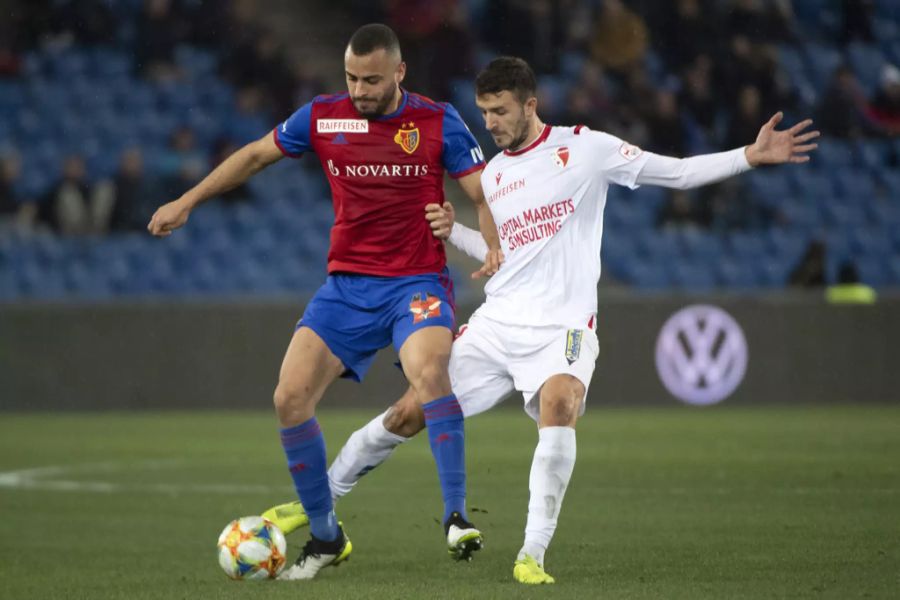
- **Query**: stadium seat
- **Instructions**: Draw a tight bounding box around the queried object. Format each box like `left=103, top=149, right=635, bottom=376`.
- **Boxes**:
left=846, top=42, right=887, bottom=95
left=670, top=260, right=716, bottom=291
left=715, top=258, right=761, bottom=289
left=856, top=256, right=889, bottom=287
left=625, top=259, right=671, bottom=290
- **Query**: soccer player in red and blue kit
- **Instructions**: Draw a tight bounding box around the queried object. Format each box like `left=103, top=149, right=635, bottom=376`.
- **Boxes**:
left=148, top=24, right=501, bottom=579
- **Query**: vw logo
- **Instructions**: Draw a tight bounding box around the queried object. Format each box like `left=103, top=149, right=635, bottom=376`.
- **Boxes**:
left=655, top=305, right=748, bottom=406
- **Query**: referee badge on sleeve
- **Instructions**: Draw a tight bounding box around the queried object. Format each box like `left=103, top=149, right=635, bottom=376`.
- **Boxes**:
left=565, top=329, right=583, bottom=365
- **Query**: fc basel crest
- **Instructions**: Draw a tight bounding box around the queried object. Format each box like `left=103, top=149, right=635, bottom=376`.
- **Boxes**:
left=394, top=122, right=420, bottom=154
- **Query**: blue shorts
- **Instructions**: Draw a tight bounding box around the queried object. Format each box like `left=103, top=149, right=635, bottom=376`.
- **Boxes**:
left=297, top=268, right=456, bottom=382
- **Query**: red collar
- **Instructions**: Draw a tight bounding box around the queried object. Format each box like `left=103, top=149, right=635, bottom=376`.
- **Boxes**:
left=504, top=125, right=552, bottom=156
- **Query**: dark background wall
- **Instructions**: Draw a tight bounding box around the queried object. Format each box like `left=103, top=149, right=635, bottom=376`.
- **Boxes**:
left=1, top=295, right=897, bottom=411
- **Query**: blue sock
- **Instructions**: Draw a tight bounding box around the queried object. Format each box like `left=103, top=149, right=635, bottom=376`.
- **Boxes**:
left=422, top=394, right=467, bottom=523
left=280, top=417, right=339, bottom=541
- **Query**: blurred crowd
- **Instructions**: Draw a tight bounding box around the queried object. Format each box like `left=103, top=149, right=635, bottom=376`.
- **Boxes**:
left=1, top=0, right=898, bottom=294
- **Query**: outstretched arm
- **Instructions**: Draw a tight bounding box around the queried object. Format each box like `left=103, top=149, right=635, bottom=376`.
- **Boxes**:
left=147, top=131, right=284, bottom=236
left=453, top=171, right=504, bottom=278
left=636, top=112, right=819, bottom=189
left=427, top=201, right=488, bottom=262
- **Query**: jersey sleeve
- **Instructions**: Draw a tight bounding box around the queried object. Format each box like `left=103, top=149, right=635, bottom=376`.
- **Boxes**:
left=273, top=102, right=313, bottom=158
left=579, top=128, right=650, bottom=189
left=441, top=103, right=485, bottom=179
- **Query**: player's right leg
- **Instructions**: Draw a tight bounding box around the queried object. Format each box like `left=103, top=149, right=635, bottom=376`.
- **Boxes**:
left=263, top=387, right=423, bottom=535
left=273, top=326, right=352, bottom=580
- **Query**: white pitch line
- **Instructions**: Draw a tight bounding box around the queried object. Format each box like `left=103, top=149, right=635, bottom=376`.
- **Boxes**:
left=0, top=462, right=897, bottom=496
left=0, top=460, right=291, bottom=495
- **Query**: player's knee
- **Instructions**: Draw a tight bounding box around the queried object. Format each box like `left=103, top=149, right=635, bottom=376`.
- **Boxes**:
left=407, top=357, right=451, bottom=398
left=383, top=402, right=425, bottom=438
left=539, top=377, right=584, bottom=427
left=273, top=381, right=314, bottom=425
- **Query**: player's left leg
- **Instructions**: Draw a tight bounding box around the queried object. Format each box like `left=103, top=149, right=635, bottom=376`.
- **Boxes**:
left=399, top=325, right=484, bottom=560
left=514, top=373, right=583, bottom=585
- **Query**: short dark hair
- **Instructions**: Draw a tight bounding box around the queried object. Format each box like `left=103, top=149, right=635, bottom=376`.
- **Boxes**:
left=348, top=23, right=401, bottom=57
left=475, top=56, right=537, bottom=102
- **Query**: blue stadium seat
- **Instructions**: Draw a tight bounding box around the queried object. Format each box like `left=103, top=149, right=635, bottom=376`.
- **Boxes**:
left=670, top=261, right=716, bottom=291
left=715, top=258, right=761, bottom=289
left=833, top=168, right=876, bottom=200
left=856, top=256, right=889, bottom=287
left=746, top=170, right=792, bottom=202
left=728, top=232, right=769, bottom=259
left=813, top=139, right=853, bottom=169
left=626, top=259, right=671, bottom=290
left=821, top=198, right=868, bottom=228
left=804, top=43, right=843, bottom=91
left=846, top=43, right=887, bottom=95
left=679, top=230, right=724, bottom=261
left=758, top=256, right=792, bottom=288
left=849, top=226, right=892, bottom=256
left=636, top=230, right=681, bottom=259
left=789, top=169, right=835, bottom=202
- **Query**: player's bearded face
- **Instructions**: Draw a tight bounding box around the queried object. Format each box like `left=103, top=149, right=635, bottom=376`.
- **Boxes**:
left=476, top=91, right=532, bottom=151
left=345, top=49, right=406, bottom=118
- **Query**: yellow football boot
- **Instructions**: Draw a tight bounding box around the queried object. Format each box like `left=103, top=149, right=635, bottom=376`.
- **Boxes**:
left=513, top=554, right=556, bottom=584
left=261, top=500, right=309, bottom=535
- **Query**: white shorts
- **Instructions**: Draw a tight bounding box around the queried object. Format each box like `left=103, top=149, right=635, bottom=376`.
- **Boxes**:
left=449, top=313, right=599, bottom=422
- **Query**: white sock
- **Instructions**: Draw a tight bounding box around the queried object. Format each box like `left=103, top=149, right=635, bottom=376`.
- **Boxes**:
left=517, top=426, right=576, bottom=567
left=327, top=410, right=408, bottom=502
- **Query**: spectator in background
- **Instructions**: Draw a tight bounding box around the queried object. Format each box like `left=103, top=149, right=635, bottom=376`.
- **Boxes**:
left=816, top=65, right=871, bottom=138
left=679, top=55, right=718, bottom=135
left=789, top=240, right=827, bottom=287
left=826, top=261, right=877, bottom=304
left=135, top=0, right=188, bottom=80
left=726, top=0, right=795, bottom=43
left=158, top=126, right=206, bottom=178
left=840, top=0, right=875, bottom=44
left=657, top=190, right=711, bottom=230
left=484, top=0, right=566, bottom=76
left=106, top=148, right=161, bottom=231
left=0, top=151, right=37, bottom=229
left=867, top=64, right=900, bottom=137
left=38, top=155, right=114, bottom=235
left=590, top=0, right=649, bottom=76
left=726, top=86, right=765, bottom=148
left=643, top=90, right=687, bottom=156
left=657, top=0, right=718, bottom=72
left=415, top=2, right=476, bottom=100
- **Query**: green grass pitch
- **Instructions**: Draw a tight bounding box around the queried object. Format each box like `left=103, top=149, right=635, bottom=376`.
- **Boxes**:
left=1, top=407, right=898, bottom=599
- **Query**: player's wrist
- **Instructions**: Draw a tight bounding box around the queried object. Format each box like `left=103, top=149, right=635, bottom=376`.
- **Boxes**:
left=744, top=145, right=761, bottom=168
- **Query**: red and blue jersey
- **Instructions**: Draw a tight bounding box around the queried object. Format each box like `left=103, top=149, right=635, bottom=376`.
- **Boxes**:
left=274, top=90, right=486, bottom=277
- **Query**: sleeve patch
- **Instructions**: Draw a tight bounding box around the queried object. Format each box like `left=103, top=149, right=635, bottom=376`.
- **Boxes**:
left=619, top=142, right=643, bottom=161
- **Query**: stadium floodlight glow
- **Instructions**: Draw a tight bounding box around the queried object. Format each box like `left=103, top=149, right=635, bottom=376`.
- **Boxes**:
left=654, top=305, right=748, bottom=406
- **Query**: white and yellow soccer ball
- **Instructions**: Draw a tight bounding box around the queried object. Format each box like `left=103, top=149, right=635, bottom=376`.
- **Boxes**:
left=216, top=516, right=287, bottom=580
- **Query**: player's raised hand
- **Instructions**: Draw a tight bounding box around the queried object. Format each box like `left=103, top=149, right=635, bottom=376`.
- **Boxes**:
left=745, top=112, right=820, bottom=167
left=472, top=248, right=504, bottom=279
left=426, top=202, right=455, bottom=240
left=148, top=199, right=191, bottom=237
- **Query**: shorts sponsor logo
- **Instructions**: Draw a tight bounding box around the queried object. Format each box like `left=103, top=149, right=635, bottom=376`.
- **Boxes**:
left=409, top=293, right=442, bottom=323
left=394, top=122, right=420, bottom=154
left=316, top=119, right=369, bottom=133
left=655, top=305, right=748, bottom=406
left=565, top=329, right=583, bottom=365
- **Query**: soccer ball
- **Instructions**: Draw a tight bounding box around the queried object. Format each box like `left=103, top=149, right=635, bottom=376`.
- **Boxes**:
left=216, top=516, right=287, bottom=580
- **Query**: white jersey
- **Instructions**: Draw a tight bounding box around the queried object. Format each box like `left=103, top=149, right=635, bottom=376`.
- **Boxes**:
left=475, top=125, right=649, bottom=329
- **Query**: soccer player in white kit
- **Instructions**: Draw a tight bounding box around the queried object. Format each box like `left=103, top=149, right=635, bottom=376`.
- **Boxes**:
left=262, top=56, right=819, bottom=584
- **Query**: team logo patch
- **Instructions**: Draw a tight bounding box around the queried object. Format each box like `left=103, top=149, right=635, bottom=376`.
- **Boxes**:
left=565, top=329, right=583, bottom=365
left=552, top=147, right=570, bottom=168
left=394, top=122, right=420, bottom=154
left=409, top=293, right=442, bottom=323
left=619, top=142, right=642, bottom=161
